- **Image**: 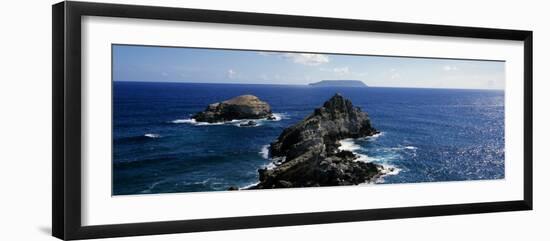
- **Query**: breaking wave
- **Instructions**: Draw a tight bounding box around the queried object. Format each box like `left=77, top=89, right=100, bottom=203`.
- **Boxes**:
left=259, top=145, right=270, bottom=159
left=337, top=136, right=413, bottom=183
left=144, top=133, right=161, bottom=138
left=338, top=138, right=362, bottom=152
left=170, top=113, right=288, bottom=127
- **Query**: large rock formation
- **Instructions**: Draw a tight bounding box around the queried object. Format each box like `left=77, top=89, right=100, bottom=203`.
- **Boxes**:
left=193, top=95, right=274, bottom=123
left=252, top=93, right=382, bottom=189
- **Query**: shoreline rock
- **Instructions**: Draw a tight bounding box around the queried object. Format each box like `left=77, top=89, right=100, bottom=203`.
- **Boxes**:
left=250, top=93, right=382, bottom=189
left=193, top=95, right=274, bottom=123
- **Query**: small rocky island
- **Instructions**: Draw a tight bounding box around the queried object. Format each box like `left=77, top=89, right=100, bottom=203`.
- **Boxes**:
left=308, top=80, right=368, bottom=88
left=250, top=93, right=383, bottom=189
left=193, top=95, right=275, bottom=123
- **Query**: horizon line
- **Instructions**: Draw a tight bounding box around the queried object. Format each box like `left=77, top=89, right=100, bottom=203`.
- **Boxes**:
left=113, top=80, right=505, bottom=91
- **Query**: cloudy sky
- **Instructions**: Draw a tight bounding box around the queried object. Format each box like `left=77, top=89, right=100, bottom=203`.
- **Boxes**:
left=113, top=45, right=505, bottom=90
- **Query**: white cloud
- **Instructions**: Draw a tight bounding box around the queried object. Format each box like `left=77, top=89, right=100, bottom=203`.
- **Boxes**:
left=388, top=68, right=400, bottom=79
left=333, top=67, right=350, bottom=75
left=258, top=52, right=330, bottom=66
left=320, top=66, right=350, bottom=75
left=259, top=74, right=269, bottom=80
left=227, top=69, right=237, bottom=79
left=443, top=65, right=458, bottom=71
left=284, top=53, right=329, bottom=66
left=257, top=51, right=273, bottom=56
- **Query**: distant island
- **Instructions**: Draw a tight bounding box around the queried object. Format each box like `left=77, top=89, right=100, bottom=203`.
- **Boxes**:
left=193, top=95, right=275, bottom=123
left=308, top=80, right=367, bottom=87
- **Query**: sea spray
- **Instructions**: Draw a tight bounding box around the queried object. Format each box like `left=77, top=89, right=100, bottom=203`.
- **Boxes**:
left=259, top=145, right=270, bottom=159
left=337, top=138, right=403, bottom=184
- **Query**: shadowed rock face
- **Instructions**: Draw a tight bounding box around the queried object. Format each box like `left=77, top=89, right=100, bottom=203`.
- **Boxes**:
left=252, top=93, right=381, bottom=189
left=193, top=95, right=273, bottom=123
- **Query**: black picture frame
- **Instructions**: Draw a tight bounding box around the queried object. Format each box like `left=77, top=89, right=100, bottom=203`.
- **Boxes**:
left=52, top=1, right=533, bottom=240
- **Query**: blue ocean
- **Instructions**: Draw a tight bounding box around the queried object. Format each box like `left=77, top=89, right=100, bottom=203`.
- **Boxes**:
left=113, top=82, right=504, bottom=195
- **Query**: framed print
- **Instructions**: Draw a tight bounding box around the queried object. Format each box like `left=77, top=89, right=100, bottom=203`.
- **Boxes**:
left=52, top=1, right=533, bottom=240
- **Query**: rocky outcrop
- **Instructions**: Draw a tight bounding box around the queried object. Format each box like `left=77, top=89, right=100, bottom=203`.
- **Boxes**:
left=193, top=95, right=274, bottom=123
left=252, top=93, right=382, bottom=189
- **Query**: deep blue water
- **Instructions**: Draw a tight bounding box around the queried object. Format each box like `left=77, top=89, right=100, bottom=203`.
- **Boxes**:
left=113, top=82, right=504, bottom=195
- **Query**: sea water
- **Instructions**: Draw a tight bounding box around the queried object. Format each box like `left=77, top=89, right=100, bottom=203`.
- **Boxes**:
left=113, top=82, right=504, bottom=195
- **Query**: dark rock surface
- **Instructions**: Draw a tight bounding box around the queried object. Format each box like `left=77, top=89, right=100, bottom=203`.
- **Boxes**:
left=251, top=93, right=382, bottom=189
left=227, top=186, right=239, bottom=191
left=193, top=95, right=273, bottom=123
left=239, top=120, right=258, bottom=127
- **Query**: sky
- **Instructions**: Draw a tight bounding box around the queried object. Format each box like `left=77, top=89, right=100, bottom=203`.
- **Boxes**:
left=113, top=45, right=505, bottom=90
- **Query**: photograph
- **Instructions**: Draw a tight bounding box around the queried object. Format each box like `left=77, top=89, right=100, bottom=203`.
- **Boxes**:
left=112, top=44, right=505, bottom=195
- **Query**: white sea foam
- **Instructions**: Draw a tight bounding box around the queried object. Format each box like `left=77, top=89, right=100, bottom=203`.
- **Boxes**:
left=259, top=145, right=270, bottom=159
left=337, top=137, right=404, bottom=184
left=233, top=120, right=261, bottom=127
left=339, top=138, right=414, bottom=163
left=358, top=132, right=383, bottom=140
left=339, top=139, right=373, bottom=162
left=354, top=153, right=370, bottom=162
left=262, top=156, right=285, bottom=171
left=171, top=118, right=197, bottom=124
left=171, top=113, right=286, bottom=127
left=144, top=133, right=161, bottom=138
left=171, top=118, right=228, bottom=126
left=270, top=113, right=287, bottom=121
left=357, top=164, right=402, bottom=185
left=264, top=162, right=277, bottom=170
left=383, top=145, right=418, bottom=151
left=233, top=113, right=287, bottom=127
left=374, top=164, right=402, bottom=184
left=195, top=121, right=228, bottom=126
left=338, top=138, right=362, bottom=152
left=379, top=164, right=402, bottom=176
left=370, top=132, right=383, bottom=139
left=351, top=132, right=384, bottom=142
